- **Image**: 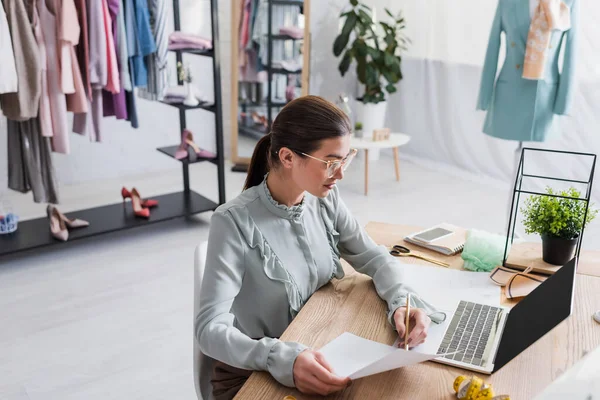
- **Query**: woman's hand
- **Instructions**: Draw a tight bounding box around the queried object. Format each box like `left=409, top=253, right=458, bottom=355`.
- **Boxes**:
left=293, top=349, right=351, bottom=395
left=394, top=307, right=431, bottom=348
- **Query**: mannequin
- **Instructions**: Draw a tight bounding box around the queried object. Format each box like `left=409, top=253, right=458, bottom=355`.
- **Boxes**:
left=477, top=0, right=578, bottom=234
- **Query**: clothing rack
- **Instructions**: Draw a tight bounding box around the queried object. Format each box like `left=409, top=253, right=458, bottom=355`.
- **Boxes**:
left=0, top=0, right=225, bottom=257
left=232, top=0, right=307, bottom=172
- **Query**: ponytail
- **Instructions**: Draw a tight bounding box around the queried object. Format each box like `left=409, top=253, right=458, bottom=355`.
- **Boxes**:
left=244, top=133, right=272, bottom=190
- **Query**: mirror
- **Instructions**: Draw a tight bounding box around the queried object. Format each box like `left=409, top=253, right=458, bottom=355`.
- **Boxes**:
left=230, top=0, right=311, bottom=170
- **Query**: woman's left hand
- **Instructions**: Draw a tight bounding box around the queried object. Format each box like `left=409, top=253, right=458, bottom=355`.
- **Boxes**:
left=393, top=307, right=431, bottom=348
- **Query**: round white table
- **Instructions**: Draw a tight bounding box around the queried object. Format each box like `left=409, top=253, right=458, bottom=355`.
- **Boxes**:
left=349, top=133, right=411, bottom=195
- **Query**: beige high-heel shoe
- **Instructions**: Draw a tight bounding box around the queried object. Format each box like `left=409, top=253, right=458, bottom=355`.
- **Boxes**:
left=47, top=205, right=68, bottom=241
left=47, top=205, right=89, bottom=241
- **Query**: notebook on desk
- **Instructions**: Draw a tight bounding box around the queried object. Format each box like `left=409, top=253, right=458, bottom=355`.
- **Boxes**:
left=404, top=223, right=467, bottom=256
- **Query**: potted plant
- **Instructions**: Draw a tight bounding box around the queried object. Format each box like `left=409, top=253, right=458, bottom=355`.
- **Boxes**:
left=354, top=122, right=363, bottom=138
left=333, top=0, right=408, bottom=138
left=521, top=187, right=597, bottom=265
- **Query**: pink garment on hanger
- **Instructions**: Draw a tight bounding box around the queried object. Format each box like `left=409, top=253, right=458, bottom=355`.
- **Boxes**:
left=102, top=0, right=120, bottom=94
left=59, top=0, right=87, bottom=113
left=57, top=0, right=77, bottom=94
left=32, top=0, right=53, bottom=138
left=38, top=0, right=70, bottom=153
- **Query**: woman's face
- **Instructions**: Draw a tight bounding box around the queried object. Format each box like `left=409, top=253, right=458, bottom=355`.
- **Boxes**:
left=292, top=135, right=352, bottom=198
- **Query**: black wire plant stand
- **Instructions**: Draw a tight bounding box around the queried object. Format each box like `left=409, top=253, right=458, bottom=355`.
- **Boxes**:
left=502, top=148, right=597, bottom=268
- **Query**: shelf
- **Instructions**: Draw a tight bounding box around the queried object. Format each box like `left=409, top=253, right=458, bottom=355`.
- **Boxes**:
left=0, top=191, right=217, bottom=257
left=239, top=101, right=288, bottom=108
left=157, top=145, right=218, bottom=165
left=159, top=100, right=216, bottom=112
left=272, top=0, right=303, bottom=5
left=271, top=34, right=303, bottom=41
left=239, top=125, right=268, bottom=140
left=269, top=67, right=302, bottom=75
left=169, top=48, right=214, bottom=57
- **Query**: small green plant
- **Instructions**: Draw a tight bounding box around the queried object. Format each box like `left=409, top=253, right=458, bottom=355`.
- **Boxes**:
left=355, top=122, right=363, bottom=131
left=333, top=0, right=409, bottom=104
left=521, top=187, right=597, bottom=240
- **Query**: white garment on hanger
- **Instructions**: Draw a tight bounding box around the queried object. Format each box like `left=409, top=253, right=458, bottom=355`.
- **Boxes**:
left=0, top=2, right=18, bottom=94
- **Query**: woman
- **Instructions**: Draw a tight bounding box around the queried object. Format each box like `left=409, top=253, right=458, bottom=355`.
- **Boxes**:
left=195, top=96, right=445, bottom=399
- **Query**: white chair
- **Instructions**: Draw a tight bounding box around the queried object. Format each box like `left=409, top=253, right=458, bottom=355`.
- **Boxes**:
left=194, top=242, right=215, bottom=400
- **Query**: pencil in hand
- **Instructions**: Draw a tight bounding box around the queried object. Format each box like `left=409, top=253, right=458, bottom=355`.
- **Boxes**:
left=404, top=293, right=411, bottom=351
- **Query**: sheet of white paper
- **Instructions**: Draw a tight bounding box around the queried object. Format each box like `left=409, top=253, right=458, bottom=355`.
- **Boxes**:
left=392, top=263, right=501, bottom=355
left=319, top=332, right=444, bottom=379
left=399, top=263, right=502, bottom=309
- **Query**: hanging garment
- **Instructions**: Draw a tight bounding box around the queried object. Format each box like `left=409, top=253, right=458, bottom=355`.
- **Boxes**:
left=57, top=0, right=76, bottom=94
left=123, top=0, right=142, bottom=128
left=38, top=0, right=70, bottom=153
left=0, top=0, right=42, bottom=120
left=127, top=0, right=156, bottom=87
left=102, top=0, right=127, bottom=119
left=31, top=0, right=53, bottom=138
left=476, top=0, right=578, bottom=142
left=116, top=0, right=132, bottom=92
left=74, top=0, right=109, bottom=142
left=102, top=0, right=120, bottom=94
left=0, top=1, right=18, bottom=95
left=72, top=0, right=91, bottom=98
left=138, top=0, right=169, bottom=101
left=60, top=0, right=88, bottom=114
left=7, top=118, right=59, bottom=204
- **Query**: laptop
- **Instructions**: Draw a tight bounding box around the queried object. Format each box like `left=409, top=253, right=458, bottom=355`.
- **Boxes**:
left=430, top=257, right=577, bottom=374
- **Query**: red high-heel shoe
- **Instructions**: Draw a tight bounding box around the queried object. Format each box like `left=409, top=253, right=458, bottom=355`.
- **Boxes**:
left=121, top=187, right=158, bottom=208
left=121, top=187, right=150, bottom=218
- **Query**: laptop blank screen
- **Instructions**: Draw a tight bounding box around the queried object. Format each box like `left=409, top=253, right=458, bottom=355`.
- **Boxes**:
left=492, top=258, right=577, bottom=373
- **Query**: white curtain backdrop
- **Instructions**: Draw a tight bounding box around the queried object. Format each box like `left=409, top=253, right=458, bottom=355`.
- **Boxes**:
left=325, top=0, right=600, bottom=202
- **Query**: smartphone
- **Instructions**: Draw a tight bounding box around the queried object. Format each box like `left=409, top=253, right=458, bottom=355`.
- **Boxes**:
left=413, top=227, right=454, bottom=243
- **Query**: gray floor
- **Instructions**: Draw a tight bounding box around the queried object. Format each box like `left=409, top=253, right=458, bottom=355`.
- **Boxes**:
left=1, top=156, right=598, bottom=400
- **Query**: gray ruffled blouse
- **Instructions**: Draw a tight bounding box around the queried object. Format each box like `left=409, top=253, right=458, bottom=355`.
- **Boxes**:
left=195, top=177, right=445, bottom=387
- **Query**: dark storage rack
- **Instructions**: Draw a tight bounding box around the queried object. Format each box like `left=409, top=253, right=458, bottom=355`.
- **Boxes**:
left=0, top=0, right=225, bottom=257
left=232, top=0, right=304, bottom=172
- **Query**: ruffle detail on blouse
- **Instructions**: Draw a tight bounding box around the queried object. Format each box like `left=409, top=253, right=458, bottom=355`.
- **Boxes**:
left=228, top=207, right=305, bottom=318
left=260, top=176, right=304, bottom=220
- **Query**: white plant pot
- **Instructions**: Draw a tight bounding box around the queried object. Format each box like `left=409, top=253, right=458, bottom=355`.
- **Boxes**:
left=355, top=101, right=387, bottom=161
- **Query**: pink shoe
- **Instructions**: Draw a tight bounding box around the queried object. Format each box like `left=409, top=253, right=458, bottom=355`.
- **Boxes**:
left=175, top=129, right=216, bottom=159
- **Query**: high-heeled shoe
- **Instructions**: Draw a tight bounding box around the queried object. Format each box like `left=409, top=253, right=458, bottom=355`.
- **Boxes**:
left=121, top=187, right=158, bottom=208
left=123, top=188, right=150, bottom=218
left=47, top=205, right=68, bottom=241
left=47, top=205, right=90, bottom=229
left=174, top=129, right=217, bottom=160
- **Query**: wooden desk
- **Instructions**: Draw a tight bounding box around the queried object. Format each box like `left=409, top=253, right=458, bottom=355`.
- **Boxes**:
left=235, top=222, right=600, bottom=400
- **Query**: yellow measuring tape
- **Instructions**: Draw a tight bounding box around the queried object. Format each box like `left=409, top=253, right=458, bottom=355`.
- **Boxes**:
left=454, top=375, right=511, bottom=400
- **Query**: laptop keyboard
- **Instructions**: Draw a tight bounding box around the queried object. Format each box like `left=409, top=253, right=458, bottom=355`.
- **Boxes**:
left=436, top=300, right=501, bottom=367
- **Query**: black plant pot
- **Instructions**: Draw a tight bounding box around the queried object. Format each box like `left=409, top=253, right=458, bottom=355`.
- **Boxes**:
left=541, top=234, right=578, bottom=265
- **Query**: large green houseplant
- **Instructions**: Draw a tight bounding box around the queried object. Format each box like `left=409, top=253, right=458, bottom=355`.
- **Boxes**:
left=333, top=0, right=408, bottom=139
left=521, top=187, right=597, bottom=265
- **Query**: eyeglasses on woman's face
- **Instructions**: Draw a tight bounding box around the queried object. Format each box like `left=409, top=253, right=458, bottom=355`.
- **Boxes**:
left=299, top=148, right=358, bottom=178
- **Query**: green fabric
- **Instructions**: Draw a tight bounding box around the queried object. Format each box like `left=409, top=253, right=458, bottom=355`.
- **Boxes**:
left=461, top=229, right=510, bottom=272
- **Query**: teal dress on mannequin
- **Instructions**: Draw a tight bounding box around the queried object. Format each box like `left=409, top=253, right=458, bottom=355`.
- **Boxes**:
left=477, top=0, right=578, bottom=142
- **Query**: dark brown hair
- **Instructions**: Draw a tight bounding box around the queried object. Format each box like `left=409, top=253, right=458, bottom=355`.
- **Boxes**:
left=244, top=95, right=352, bottom=190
